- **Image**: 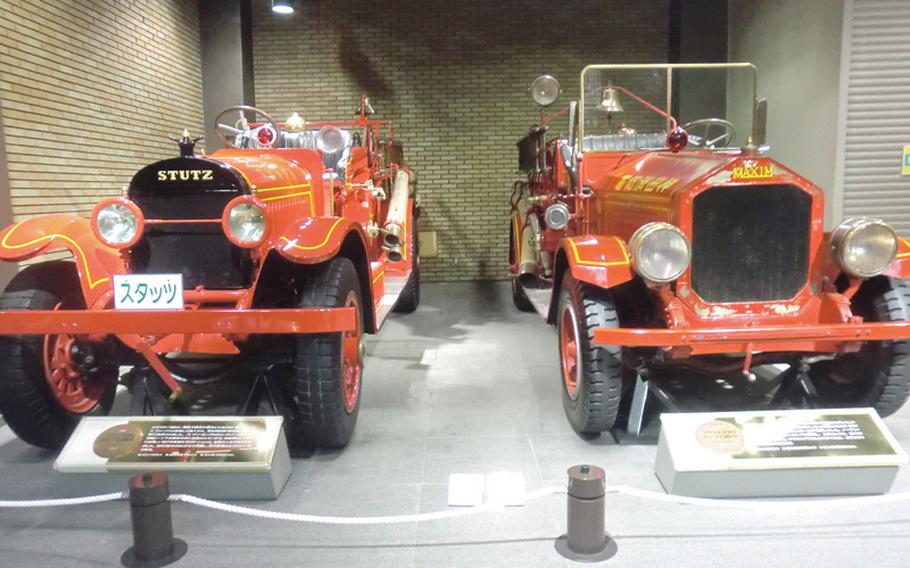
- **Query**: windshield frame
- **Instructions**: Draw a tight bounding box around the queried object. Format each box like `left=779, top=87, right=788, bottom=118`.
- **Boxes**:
left=577, top=62, right=759, bottom=153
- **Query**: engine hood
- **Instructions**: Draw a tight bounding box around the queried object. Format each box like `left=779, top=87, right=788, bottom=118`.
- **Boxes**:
left=584, top=151, right=823, bottom=242
left=128, top=156, right=249, bottom=220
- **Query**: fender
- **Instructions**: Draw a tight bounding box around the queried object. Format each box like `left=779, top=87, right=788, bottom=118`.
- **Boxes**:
left=548, top=235, right=634, bottom=322
left=884, top=237, right=910, bottom=280
left=273, top=216, right=377, bottom=332
left=275, top=216, right=368, bottom=265
left=0, top=214, right=123, bottom=305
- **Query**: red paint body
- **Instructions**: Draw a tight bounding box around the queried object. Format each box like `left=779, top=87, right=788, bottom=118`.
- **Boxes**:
left=0, top=105, right=416, bottom=394
left=513, top=118, right=910, bottom=361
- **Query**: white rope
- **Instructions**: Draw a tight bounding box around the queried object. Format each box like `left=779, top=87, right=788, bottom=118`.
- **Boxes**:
left=607, top=486, right=910, bottom=510
left=170, top=486, right=567, bottom=525
left=171, top=486, right=910, bottom=524
left=0, top=492, right=125, bottom=508
left=3, top=484, right=910, bottom=518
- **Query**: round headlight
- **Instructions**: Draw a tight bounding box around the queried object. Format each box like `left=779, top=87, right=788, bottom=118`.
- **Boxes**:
left=530, top=74, right=561, bottom=107
left=226, top=201, right=266, bottom=247
left=544, top=203, right=571, bottom=231
left=629, top=222, right=691, bottom=283
left=831, top=217, right=897, bottom=278
left=94, top=202, right=139, bottom=248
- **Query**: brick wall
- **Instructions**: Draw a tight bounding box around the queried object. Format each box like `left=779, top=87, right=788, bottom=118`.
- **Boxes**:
left=0, top=0, right=205, bottom=221
left=252, top=0, right=670, bottom=281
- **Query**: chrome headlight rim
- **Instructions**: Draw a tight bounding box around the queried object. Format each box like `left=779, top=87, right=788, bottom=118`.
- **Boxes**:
left=629, top=222, right=691, bottom=284
left=91, top=198, right=143, bottom=249
left=544, top=202, right=571, bottom=231
left=529, top=74, right=562, bottom=107
left=831, top=216, right=898, bottom=278
left=223, top=197, right=268, bottom=248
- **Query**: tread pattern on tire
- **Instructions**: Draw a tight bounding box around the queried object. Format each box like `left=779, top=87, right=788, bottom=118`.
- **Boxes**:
left=811, top=277, right=910, bottom=417
left=560, top=276, right=624, bottom=433
left=293, top=257, right=362, bottom=448
left=866, top=278, right=910, bottom=416
left=0, top=261, right=113, bottom=449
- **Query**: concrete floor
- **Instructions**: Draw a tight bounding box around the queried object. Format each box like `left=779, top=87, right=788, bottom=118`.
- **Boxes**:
left=1, top=281, right=910, bottom=567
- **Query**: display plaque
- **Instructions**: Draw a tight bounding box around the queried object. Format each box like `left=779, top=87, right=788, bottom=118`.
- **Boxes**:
left=655, top=408, right=907, bottom=498
left=55, top=416, right=291, bottom=500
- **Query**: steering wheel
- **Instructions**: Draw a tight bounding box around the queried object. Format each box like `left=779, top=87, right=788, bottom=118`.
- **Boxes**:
left=214, top=105, right=281, bottom=148
left=682, top=118, right=736, bottom=149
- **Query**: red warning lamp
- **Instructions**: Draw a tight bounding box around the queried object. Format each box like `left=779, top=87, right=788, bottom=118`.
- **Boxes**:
left=666, top=127, right=689, bottom=153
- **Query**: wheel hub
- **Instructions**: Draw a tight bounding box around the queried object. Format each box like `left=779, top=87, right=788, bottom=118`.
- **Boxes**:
left=560, top=304, right=580, bottom=400
left=341, top=292, right=363, bottom=413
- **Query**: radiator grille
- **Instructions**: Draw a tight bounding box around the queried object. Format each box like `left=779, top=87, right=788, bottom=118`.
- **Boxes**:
left=127, top=156, right=252, bottom=289
left=690, top=185, right=811, bottom=303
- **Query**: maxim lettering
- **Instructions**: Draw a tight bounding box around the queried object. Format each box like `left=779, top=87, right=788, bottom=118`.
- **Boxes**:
left=156, top=169, right=214, bottom=182
left=731, top=160, right=774, bottom=181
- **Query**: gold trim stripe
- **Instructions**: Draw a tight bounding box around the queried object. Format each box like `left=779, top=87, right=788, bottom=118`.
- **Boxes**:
left=279, top=218, right=346, bottom=251
left=0, top=223, right=110, bottom=289
left=897, top=238, right=910, bottom=259
left=567, top=237, right=630, bottom=268
left=253, top=182, right=312, bottom=194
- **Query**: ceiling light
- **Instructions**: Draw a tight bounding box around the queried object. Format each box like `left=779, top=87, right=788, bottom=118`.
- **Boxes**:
left=272, top=0, right=294, bottom=15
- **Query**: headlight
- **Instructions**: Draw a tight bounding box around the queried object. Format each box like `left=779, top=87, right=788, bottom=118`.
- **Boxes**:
left=91, top=199, right=142, bottom=249
left=831, top=217, right=897, bottom=278
left=544, top=203, right=571, bottom=230
left=629, top=222, right=691, bottom=283
left=529, top=74, right=561, bottom=107
left=223, top=198, right=267, bottom=247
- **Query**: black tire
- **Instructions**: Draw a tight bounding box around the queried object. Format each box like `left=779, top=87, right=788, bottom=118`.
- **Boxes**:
left=291, top=257, right=364, bottom=448
left=556, top=274, right=625, bottom=434
left=808, top=277, right=910, bottom=416
left=393, top=207, right=420, bottom=313
left=0, top=261, right=116, bottom=449
left=510, top=221, right=535, bottom=312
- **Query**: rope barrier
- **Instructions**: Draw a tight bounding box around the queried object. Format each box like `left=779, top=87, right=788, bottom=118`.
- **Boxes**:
left=3, top=486, right=910, bottom=517
left=169, top=486, right=566, bottom=525
left=0, top=492, right=125, bottom=508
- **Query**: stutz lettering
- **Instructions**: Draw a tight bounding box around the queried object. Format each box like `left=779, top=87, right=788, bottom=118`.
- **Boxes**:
left=156, top=169, right=214, bottom=182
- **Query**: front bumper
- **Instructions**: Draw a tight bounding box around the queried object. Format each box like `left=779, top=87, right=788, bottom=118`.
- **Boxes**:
left=593, top=321, right=910, bottom=354
left=0, top=307, right=357, bottom=335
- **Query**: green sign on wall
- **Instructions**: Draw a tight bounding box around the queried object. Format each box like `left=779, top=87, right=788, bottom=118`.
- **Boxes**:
left=904, top=145, right=910, bottom=176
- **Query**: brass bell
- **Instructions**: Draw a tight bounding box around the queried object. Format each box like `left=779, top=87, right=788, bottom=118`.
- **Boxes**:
left=285, top=112, right=306, bottom=132
left=598, top=86, right=624, bottom=113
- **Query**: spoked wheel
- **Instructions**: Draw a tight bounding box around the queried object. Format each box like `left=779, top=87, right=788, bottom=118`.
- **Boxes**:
left=0, top=261, right=117, bottom=449
left=560, top=303, right=580, bottom=400
left=290, top=257, right=365, bottom=448
left=808, top=277, right=910, bottom=417
left=557, top=274, right=626, bottom=434
left=341, top=291, right=364, bottom=413
left=43, top=308, right=112, bottom=414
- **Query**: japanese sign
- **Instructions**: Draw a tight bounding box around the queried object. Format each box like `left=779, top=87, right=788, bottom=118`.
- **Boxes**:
left=903, top=145, right=910, bottom=176
left=113, top=273, right=184, bottom=310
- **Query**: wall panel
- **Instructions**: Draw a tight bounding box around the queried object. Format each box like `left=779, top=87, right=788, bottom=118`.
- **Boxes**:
left=252, top=0, right=669, bottom=281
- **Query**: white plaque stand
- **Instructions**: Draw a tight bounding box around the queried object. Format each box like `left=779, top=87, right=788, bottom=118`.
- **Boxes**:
left=655, top=408, right=907, bottom=498
left=55, top=416, right=292, bottom=500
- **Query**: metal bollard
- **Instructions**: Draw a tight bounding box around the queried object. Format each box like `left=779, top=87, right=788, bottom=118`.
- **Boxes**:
left=554, top=464, right=617, bottom=562
left=121, top=472, right=188, bottom=568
